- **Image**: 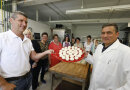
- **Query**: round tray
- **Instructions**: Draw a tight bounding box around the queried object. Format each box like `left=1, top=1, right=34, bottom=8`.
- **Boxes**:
left=51, top=52, right=85, bottom=62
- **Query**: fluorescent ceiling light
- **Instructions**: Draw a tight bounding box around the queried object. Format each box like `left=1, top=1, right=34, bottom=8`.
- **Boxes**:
left=66, top=4, right=130, bottom=14
left=49, top=19, right=100, bottom=23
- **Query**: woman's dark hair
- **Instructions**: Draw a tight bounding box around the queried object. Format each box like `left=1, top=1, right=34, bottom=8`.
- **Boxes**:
left=63, top=36, right=70, bottom=42
left=41, top=32, right=48, bottom=37
left=75, top=37, right=81, bottom=41
left=87, top=35, right=91, bottom=39
left=72, top=37, right=75, bottom=39
left=53, top=34, right=59, bottom=39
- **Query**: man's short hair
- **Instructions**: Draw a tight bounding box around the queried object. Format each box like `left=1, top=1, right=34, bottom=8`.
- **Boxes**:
left=102, top=23, right=118, bottom=33
left=41, top=32, right=48, bottom=37
left=11, top=11, right=28, bottom=19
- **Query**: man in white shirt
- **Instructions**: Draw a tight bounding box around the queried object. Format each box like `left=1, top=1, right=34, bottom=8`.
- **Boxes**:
left=85, top=23, right=130, bottom=90
left=0, top=11, right=53, bottom=90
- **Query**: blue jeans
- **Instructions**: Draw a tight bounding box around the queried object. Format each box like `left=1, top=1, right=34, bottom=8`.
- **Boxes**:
left=0, top=73, right=32, bottom=90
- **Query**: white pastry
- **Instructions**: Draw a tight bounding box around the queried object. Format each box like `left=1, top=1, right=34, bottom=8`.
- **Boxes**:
left=65, top=54, right=69, bottom=57
left=59, top=46, right=83, bottom=61
left=75, top=56, right=78, bottom=60
left=70, top=55, right=74, bottom=58
left=69, top=53, right=73, bottom=56
left=61, top=56, right=65, bottom=59
left=70, top=57, right=74, bottom=61
left=64, top=47, right=67, bottom=50
left=68, top=46, right=71, bottom=50
left=66, top=57, right=69, bottom=61
left=61, top=48, right=65, bottom=51
left=63, top=51, right=66, bottom=56
left=59, top=54, right=62, bottom=57
left=75, top=47, right=78, bottom=50
left=77, top=48, right=80, bottom=51
left=77, top=54, right=81, bottom=58
left=74, top=51, right=78, bottom=55
left=72, top=46, right=75, bottom=49
left=59, top=51, right=63, bottom=54
left=66, top=51, right=70, bottom=54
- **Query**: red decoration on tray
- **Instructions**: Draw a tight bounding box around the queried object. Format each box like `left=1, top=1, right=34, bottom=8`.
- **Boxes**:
left=51, top=46, right=85, bottom=62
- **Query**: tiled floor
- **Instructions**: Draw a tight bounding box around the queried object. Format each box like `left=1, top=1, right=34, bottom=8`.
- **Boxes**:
left=30, top=71, right=90, bottom=90
left=30, top=72, right=62, bottom=90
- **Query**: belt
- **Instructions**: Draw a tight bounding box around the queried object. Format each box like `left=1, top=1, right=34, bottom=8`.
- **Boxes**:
left=5, top=71, right=31, bottom=81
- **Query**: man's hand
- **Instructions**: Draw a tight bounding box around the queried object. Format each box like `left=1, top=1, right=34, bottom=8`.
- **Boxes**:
left=84, top=51, right=88, bottom=58
left=1, top=82, right=16, bottom=90
left=45, top=49, right=54, bottom=54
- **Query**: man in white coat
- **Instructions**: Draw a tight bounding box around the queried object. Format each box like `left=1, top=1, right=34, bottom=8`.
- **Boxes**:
left=85, top=23, right=130, bottom=90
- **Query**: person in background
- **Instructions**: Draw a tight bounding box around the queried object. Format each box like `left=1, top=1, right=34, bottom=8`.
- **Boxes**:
left=71, top=37, right=75, bottom=46
left=39, top=32, right=49, bottom=84
left=49, top=34, right=62, bottom=67
left=62, top=36, right=71, bottom=47
left=0, top=11, right=53, bottom=90
left=23, top=29, right=41, bottom=90
left=84, top=23, right=130, bottom=90
left=84, top=35, right=93, bottom=54
left=91, top=39, right=99, bottom=54
left=74, top=37, right=83, bottom=49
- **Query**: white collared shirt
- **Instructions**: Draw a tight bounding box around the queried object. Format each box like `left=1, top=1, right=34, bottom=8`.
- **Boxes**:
left=84, top=41, right=93, bottom=52
left=0, top=30, right=34, bottom=78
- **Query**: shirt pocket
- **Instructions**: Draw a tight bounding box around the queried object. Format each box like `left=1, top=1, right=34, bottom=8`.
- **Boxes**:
left=105, top=62, right=118, bottom=76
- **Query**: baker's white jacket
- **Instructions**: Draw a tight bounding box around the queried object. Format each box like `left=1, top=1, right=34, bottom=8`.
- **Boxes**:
left=85, top=39, right=130, bottom=90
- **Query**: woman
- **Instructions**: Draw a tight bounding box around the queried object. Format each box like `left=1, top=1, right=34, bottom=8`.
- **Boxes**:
left=71, top=37, right=75, bottom=46
left=74, top=37, right=86, bottom=64
left=38, top=32, right=49, bottom=84
left=49, top=34, right=62, bottom=67
left=74, top=37, right=83, bottom=49
left=84, top=35, right=93, bottom=54
left=62, top=36, right=71, bottom=47
left=23, top=29, right=41, bottom=90
left=91, top=39, right=99, bottom=54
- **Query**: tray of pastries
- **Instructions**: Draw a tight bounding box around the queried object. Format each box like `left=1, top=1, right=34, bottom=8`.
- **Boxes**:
left=51, top=46, right=85, bottom=62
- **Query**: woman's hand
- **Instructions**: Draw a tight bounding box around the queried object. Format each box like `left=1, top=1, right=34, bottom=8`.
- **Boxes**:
left=32, top=62, right=37, bottom=68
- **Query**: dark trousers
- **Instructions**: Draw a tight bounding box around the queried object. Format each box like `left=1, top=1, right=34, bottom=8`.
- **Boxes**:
left=1, top=73, right=32, bottom=90
left=39, top=58, right=49, bottom=81
left=30, top=59, right=41, bottom=90
left=31, top=64, right=41, bottom=90
left=30, top=58, right=48, bottom=90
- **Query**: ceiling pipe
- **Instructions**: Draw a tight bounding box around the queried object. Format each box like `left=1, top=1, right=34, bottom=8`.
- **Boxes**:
left=17, top=0, right=63, bottom=6
left=48, top=18, right=130, bottom=24
left=12, top=0, right=17, bottom=12
left=66, top=4, right=130, bottom=14
left=36, top=9, right=39, bottom=21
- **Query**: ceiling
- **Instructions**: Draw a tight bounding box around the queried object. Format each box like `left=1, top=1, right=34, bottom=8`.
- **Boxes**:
left=5, top=0, right=130, bottom=27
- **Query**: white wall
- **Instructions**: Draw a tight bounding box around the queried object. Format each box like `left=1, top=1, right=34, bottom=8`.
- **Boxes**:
left=72, top=24, right=126, bottom=42
left=28, top=19, right=51, bottom=38
left=119, top=31, right=125, bottom=39
left=72, top=24, right=102, bottom=42
left=0, top=9, right=51, bottom=38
